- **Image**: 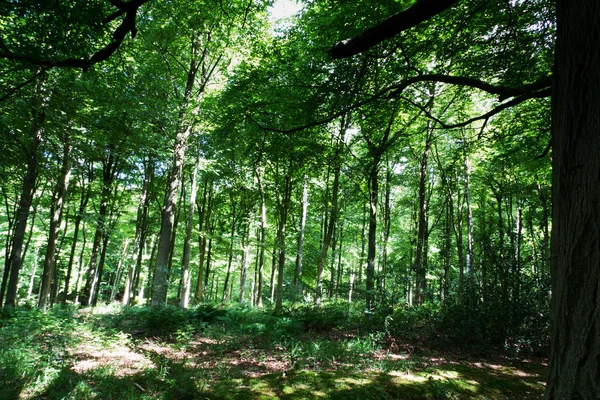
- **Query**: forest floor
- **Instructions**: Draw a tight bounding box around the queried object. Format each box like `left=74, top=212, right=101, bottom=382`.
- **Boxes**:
left=0, top=305, right=547, bottom=399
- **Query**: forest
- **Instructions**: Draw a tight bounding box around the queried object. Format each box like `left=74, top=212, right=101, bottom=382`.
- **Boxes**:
left=0, top=0, right=598, bottom=399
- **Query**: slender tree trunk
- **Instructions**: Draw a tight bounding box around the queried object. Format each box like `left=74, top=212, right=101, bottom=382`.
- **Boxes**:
left=381, top=167, right=392, bottom=296
left=335, top=223, right=344, bottom=298
left=255, top=169, right=267, bottom=308
left=180, top=151, right=200, bottom=308
left=443, top=200, right=451, bottom=303
left=270, top=243, right=277, bottom=303
left=316, top=158, right=340, bottom=306
left=84, top=153, right=118, bottom=306
left=1, top=186, right=18, bottom=303
left=62, top=168, right=91, bottom=304
left=3, top=81, right=46, bottom=308
left=123, top=156, right=152, bottom=306
left=239, top=218, right=251, bottom=304
left=73, top=218, right=87, bottom=305
left=221, top=200, right=237, bottom=305
left=151, top=52, right=199, bottom=307
left=26, top=247, right=39, bottom=302
left=365, top=161, right=379, bottom=313
left=295, top=175, right=308, bottom=298
left=536, top=177, right=550, bottom=282
left=39, top=138, right=71, bottom=308
left=414, top=127, right=432, bottom=306
left=109, top=239, right=129, bottom=302
left=464, top=154, right=474, bottom=276
left=275, top=173, right=292, bottom=311
left=546, top=2, right=600, bottom=397
left=194, top=178, right=210, bottom=303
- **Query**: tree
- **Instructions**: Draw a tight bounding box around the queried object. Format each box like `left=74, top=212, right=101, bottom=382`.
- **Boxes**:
left=328, top=0, right=598, bottom=396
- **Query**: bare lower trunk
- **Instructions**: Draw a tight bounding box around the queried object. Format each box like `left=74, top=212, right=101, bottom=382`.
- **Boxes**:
left=180, top=151, right=200, bottom=308
left=545, top=1, right=600, bottom=397
left=39, top=138, right=71, bottom=308
left=3, top=78, right=46, bottom=308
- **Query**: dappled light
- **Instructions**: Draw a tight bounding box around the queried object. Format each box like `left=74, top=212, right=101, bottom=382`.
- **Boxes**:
left=2, top=0, right=599, bottom=397
left=0, top=305, right=546, bottom=399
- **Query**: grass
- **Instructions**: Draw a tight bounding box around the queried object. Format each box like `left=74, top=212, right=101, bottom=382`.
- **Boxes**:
left=0, top=304, right=547, bottom=399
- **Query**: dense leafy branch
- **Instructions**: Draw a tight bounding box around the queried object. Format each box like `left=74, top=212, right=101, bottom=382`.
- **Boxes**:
left=0, top=67, right=50, bottom=102
left=329, top=0, right=458, bottom=59
left=401, top=87, right=552, bottom=130
left=249, top=74, right=551, bottom=134
left=0, top=0, right=151, bottom=71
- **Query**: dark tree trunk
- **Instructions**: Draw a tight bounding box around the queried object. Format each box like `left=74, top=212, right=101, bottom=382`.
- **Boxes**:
left=255, top=168, right=266, bottom=308
left=39, top=137, right=71, bottom=308
left=414, top=126, right=432, bottom=306
left=123, top=156, right=152, bottom=306
left=194, top=177, right=211, bottom=303
left=295, top=175, right=308, bottom=298
left=365, top=161, right=379, bottom=313
left=84, top=152, right=118, bottom=306
left=4, top=84, right=46, bottom=308
left=221, top=199, right=237, bottom=305
left=180, top=150, right=200, bottom=308
left=545, top=1, right=600, bottom=397
left=275, top=173, right=292, bottom=311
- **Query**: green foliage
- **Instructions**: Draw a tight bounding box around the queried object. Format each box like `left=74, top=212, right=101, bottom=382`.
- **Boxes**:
left=0, top=307, right=78, bottom=399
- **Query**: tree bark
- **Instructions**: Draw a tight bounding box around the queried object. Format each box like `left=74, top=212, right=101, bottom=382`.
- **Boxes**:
left=180, top=150, right=200, bottom=308
left=365, top=161, right=379, bottom=313
left=414, top=126, right=432, bottom=306
left=39, top=136, right=71, bottom=308
left=275, top=172, right=292, bottom=311
left=194, top=177, right=210, bottom=303
left=295, top=175, right=308, bottom=298
left=3, top=78, right=46, bottom=308
left=123, top=156, right=152, bottom=306
left=545, top=1, right=600, bottom=397
left=254, top=168, right=267, bottom=308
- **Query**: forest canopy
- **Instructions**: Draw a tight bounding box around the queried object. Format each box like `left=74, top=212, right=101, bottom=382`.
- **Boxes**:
left=1, top=0, right=598, bottom=398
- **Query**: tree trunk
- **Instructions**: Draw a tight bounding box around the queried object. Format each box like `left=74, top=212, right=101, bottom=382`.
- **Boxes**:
left=255, top=168, right=267, bottom=308
left=381, top=167, right=392, bottom=296
left=414, top=126, right=432, bottom=306
left=39, top=137, right=71, bottom=308
left=239, top=217, right=252, bottom=304
left=464, top=153, right=474, bottom=277
left=123, top=156, right=152, bottom=306
left=316, top=152, right=341, bottom=306
left=221, top=199, right=237, bottom=305
left=545, top=1, right=600, bottom=397
left=295, top=175, right=308, bottom=298
left=84, top=152, right=118, bottom=307
left=275, top=172, right=292, bottom=311
left=180, top=151, right=200, bottom=308
left=3, top=82, right=46, bottom=308
left=365, top=161, right=379, bottom=313
left=109, top=239, right=129, bottom=302
left=194, top=177, right=211, bottom=303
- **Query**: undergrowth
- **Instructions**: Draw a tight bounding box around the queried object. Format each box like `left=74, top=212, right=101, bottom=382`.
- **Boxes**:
left=0, top=302, right=547, bottom=399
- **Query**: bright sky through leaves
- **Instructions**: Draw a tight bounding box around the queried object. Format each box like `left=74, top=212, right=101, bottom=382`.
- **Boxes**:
left=269, top=0, right=302, bottom=22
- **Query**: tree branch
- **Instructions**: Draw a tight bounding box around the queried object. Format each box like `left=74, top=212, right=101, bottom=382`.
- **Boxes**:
left=0, top=68, right=50, bottom=103
left=388, top=74, right=552, bottom=100
left=329, top=0, right=458, bottom=59
left=0, top=0, right=151, bottom=71
left=401, top=87, right=551, bottom=129
left=248, top=74, right=551, bottom=134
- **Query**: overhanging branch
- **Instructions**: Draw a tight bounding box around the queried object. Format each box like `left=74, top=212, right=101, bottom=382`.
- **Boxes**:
left=329, top=0, right=458, bottom=59
left=0, top=0, right=151, bottom=71
left=248, top=74, right=551, bottom=134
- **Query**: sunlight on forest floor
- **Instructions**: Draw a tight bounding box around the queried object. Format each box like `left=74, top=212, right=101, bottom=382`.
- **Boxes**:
left=0, top=306, right=547, bottom=400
